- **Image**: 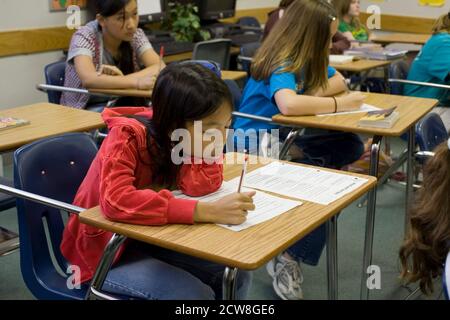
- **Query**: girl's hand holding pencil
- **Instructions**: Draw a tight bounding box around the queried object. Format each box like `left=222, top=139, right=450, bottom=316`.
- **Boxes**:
left=194, top=191, right=256, bottom=225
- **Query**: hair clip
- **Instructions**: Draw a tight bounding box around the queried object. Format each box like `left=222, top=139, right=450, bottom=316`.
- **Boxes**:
left=329, top=14, right=337, bottom=21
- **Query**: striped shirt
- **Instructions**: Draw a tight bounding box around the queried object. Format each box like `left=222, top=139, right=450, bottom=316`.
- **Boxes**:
left=61, top=21, right=152, bottom=109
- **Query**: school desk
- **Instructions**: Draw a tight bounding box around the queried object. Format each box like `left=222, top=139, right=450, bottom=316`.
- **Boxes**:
left=371, top=33, right=431, bottom=45
left=163, top=46, right=241, bottom=64
left=0, top=103, right=105, bottom=256
left=79, top=153, right=376, bottom=300
left=0, top=103, right=105, bottom=152
left=271, top=92, right=438, bottom=299
left=330, top=59, right=394, bottom=93
left=329, top=59, right=392, bottom=73
left=88, top=70, right=248, bottom=98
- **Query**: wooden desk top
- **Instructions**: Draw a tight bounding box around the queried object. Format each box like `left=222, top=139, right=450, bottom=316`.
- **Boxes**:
left=0, top=103, right=105, bottom=152
left=221, top=70, right=247, bottom=81
left=371, top=33, right=430, bottom=45
left=272, top=92, right=438, bottom=136
left=79, top=153, right=376, bottom=270
left=163, top=46, right=241, bottom=64
left=88, top=71, right=247, bottom=98
left=88, top=88, right=152, bottom=99
left=330, top=59, right=391, bottom=73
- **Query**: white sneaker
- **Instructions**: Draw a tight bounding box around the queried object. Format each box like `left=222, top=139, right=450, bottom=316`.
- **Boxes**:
left=266, top=254, right=304, bottom=300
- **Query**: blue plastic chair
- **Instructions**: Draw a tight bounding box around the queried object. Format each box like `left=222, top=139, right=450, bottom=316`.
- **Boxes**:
left=239, top=41, right=260, bottom=76
left=224, top=79, right=242, bottom=111
left=415, top=113, right=449, bottom=152
left=389, top=60, right=410, bottom=95
left=44, top=61, right=105, bottom=113
left=237, top=16, right=262, bottom=30
left=13, top=133, right=98, bottom=299
left=444, top=251, right=450, bottom=300
left=178, top=59, right=222, bottom=78
left=44, top=61, right=66, bottom=104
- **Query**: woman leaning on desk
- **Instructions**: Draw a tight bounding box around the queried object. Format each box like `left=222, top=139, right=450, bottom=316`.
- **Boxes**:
left=61, top=0, right=165, bottom=109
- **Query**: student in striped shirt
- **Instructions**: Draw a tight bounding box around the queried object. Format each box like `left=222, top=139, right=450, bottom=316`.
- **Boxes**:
left=61, top=0, right=164, bottom=109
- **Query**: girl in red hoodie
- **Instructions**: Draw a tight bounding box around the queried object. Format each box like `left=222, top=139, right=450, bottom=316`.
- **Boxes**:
left=61, top=63, right=255, bottom=299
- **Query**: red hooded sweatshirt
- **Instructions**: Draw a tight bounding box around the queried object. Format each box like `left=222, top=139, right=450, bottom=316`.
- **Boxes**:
left=60, top=107, right=223, bottom=283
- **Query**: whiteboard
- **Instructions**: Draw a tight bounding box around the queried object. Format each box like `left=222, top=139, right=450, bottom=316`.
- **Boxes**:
left=138, top=0, right=162, bottom=16
left=360, top=0, right=450, bottom=18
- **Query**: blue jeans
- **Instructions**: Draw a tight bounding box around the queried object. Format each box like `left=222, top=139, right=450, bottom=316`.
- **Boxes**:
left=280, top=128, right=364, bottom=265
left=102, top=241, right=252, bottom=300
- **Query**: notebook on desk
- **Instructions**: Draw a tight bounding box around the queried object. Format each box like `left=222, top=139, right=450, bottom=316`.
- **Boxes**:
left=0, top=117, right=30, bottom=131
left=329, top=55, right=354, bottom=65
left=358, top=107, right=400, bottom=128
left=344, top=48, right=407, bottom=60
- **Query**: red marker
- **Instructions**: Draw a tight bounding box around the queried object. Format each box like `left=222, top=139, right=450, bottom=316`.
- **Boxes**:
left=159, top=46, right=165, bottom=72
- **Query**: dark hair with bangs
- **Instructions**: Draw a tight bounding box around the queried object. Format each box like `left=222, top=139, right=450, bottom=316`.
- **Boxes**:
left=132, top=62, right=233, bottom=187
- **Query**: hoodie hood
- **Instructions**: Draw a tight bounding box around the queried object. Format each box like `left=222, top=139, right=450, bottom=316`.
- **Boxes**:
left=101, top=107, right=153, bottom=154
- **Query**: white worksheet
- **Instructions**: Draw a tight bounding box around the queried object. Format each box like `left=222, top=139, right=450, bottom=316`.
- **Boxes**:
left=318, top=103, right=381, bottom=117
left=243, top=162, right=368, bottom=205
left=173, top=180, right=302, bottom=232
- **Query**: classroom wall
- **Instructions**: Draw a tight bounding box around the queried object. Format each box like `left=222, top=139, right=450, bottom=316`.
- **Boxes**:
left=0, top=0, right=88, bottom=110
left=360, top=0, right=450, bottom=19
left=236, top=0, right=279, bottom=10
left=0, top=0, right=278, bottom=110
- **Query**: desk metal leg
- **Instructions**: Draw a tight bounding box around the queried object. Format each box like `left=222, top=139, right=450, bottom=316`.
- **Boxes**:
left=86, top=233, right=127, bottom=300
left=405, top=126, right=416, bottom=232
left=222, top=267, right=238, bottom=300
left=360, top=135, right=382, bottom=300
left=326, top=215, right=338, bottom=300
left=279, top=128, right=304, bottom=160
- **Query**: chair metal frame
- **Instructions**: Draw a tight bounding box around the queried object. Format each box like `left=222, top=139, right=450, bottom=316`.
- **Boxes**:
left=0, top=183, right=121, bottom=300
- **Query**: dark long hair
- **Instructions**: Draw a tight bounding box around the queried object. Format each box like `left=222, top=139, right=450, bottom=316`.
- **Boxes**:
left=399, top=141, right=450, bottom=294
left=136, top=63, right=232, bottom=187
left=93, top=0, right=135, bottom=76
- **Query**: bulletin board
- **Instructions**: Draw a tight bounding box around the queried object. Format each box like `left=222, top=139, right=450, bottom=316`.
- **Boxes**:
left=49, top=0, right=87, bottom=11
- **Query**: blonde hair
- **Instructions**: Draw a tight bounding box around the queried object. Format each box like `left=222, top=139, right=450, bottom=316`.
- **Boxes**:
left=331, top=0, right=363, bottom=29
left=252, top=0, right=337, bottom=92
left=432, top=13, right=450, bottom=34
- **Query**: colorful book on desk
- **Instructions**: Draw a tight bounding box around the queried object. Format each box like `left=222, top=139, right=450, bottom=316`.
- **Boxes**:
left=0, top=117, right=30, bottom=131
left=358, top=107, right=400, bottom=128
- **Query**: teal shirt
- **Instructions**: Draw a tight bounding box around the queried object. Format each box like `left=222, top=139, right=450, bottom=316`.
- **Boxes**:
left=404, top=33, right=450, bottom=105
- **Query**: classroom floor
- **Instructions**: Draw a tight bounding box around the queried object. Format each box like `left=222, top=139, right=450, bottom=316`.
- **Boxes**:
left=0, top=138, right=445, bottom=300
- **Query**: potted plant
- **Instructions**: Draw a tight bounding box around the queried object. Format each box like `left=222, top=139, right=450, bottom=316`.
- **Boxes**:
left=163, top=1, right=211, bottom=42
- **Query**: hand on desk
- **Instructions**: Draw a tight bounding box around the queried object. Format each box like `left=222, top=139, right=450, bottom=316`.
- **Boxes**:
left=97, top=65, right=124, bottom=76
left=336, top=92, right=366, bottom=112
left=194, top=191, right=256, bottom=225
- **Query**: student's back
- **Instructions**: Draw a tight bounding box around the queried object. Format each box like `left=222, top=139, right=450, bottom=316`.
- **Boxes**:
left=405, top=32, right=450, bottom=104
